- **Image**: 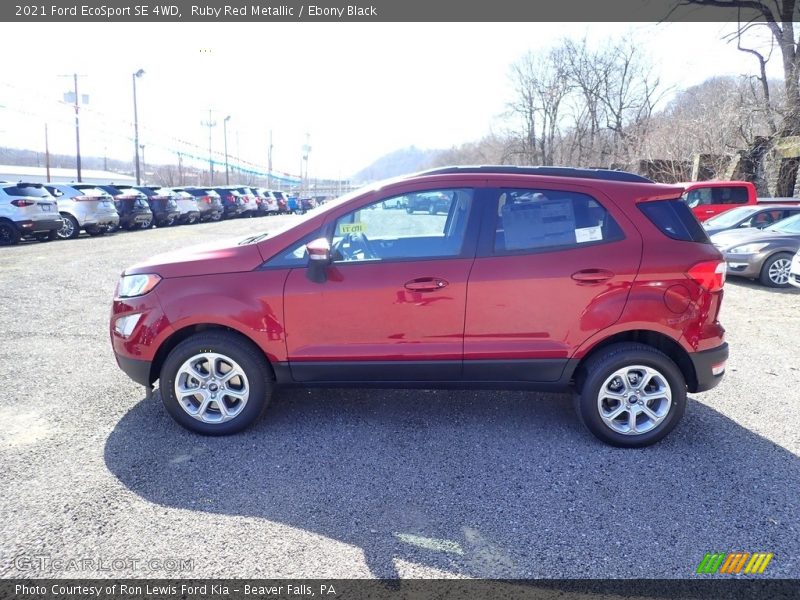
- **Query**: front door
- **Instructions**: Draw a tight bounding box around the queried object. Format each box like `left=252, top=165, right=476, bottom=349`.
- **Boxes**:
left=283, top=187, right=479, bottom=382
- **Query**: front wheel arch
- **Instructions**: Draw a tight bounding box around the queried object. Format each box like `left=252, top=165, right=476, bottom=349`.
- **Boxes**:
left=150, top=323, right=275, bottom=387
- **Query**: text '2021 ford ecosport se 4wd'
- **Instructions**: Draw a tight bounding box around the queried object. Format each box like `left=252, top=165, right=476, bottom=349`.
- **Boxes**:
left=111, top=166, right=728, bottom=447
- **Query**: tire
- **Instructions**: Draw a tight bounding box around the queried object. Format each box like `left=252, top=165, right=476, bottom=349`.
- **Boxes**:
left=159, top=332, right=273, bottom=435
left=139, top=216, right=153, bottom=230
left=35, top=230, right=58, bottom=242
left=574, top=342, right=686, bottom=448
left=106, top=224, right=119, bottom=234
left=0, top=221, right=21, bottom=245
left=759, top=252, right=793, bottom=288
left=86, top=226, right=106, bottom=237
left=57, top=213, right=80, bottom=240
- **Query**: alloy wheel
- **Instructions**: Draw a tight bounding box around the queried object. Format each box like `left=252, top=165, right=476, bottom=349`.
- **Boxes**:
left=174, top=352, right=250, bottom=424
left=596, top=365, right=672, bottom=435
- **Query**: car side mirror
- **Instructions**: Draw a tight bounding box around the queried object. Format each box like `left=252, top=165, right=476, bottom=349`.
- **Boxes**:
left=306, top=237, right=331, bottom=283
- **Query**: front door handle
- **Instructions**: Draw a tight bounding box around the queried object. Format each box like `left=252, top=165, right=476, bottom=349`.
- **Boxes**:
left=571, top=269, right=614, bottom=283
left=404, top=277, right=448, bottom=292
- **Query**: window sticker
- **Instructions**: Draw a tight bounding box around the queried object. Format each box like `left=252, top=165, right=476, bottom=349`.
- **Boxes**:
left=338, top=222, right=366, bottom=234
left=575, top=226, right=603, bottom=243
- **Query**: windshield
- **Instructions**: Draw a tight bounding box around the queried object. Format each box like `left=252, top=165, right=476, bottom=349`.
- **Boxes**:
left=766, top=213, right=800, bottom=234
left=704, top=206, right=758, bottom=228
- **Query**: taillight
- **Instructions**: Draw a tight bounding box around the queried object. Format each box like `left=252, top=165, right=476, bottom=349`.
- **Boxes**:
left=227, top=195, right=236, bottom=202
left=10, top=199, right=36, bottom=207
left=73, top=195, right=96, bottom=202
left=687, top=260, right=726, bottom=292
left=117, top=195, right=138, bottom=201
left=202, top=196, right=212, bottom=204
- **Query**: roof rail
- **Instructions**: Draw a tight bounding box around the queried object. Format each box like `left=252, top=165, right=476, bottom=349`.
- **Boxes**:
left=416, top=165, right=654, bottom=184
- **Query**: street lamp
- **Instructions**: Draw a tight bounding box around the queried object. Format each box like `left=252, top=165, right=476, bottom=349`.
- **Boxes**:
left=132, top=69, right=145, bottom=185
left=223, top=115, right=231, bottom=185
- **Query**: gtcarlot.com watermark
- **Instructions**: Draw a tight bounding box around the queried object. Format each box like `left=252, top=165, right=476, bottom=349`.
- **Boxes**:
left=9, top=554, right=194, bottom=573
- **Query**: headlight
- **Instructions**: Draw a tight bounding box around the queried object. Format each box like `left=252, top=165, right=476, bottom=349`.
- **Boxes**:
left=728, top=243, right=768, bottom=254
left=116, top=274, right=161, bottom=298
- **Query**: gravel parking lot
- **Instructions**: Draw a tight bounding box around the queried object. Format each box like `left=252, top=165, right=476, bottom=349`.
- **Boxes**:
left=0, top=217, right=798, bottom=579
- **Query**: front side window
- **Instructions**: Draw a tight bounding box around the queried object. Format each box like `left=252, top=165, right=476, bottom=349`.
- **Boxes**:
left=331, top=188, right=474, bottom=262
left=493, top=189, right=624, bottom=253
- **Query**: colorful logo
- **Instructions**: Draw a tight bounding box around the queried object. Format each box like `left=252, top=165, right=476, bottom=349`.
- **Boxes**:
left=697, top=552, right=773, bottom=574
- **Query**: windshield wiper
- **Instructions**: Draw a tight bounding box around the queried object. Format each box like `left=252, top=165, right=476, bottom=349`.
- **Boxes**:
left=239, top=233, right=270, bottom=245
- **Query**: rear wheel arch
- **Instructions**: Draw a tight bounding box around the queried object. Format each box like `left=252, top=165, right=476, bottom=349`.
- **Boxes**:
left=150, top=323, right=276, bottom=386
left=573, top=330, right=697, bottom=393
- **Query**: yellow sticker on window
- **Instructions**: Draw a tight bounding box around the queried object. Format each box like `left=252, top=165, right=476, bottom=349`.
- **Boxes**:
left=339, top=223, right=366, bottom=234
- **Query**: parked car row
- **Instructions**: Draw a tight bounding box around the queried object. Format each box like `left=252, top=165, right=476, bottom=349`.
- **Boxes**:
left=0, top=182, right=299, bottom=245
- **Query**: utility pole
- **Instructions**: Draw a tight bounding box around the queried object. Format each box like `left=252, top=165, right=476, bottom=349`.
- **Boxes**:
left=132, top=69, right=145, bottom=185
left=177, top=152, right=183, bottom=185
left=301, top=132, right=311, bottom=193
left=223, top=115, right=231, bottom=185
left=201, top=109, right=217, bottom=185
left=140, top=145, right=146, bottom=185
left=267, top=129, right=273, bottom=188
left=44, top=123, right=51, bottom=183
left=60, top=74, right=87, bottom=182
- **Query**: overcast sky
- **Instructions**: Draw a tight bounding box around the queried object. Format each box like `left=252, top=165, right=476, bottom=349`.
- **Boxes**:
left=0, top=21, right=782, bottom=179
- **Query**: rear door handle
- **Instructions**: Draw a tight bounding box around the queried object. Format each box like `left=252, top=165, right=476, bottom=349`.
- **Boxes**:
left=404, top=277, right=448, bottom=292
left=571, top=269, right=614, bottom=283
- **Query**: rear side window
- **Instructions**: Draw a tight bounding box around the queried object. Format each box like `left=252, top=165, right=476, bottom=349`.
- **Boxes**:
left=715, top=186, right=749, bottom=204
left=493, top=189, right=624, bottom=253
left=639, top=199, right=709, bottom=243
left=3, top=184, right=51, bottom=198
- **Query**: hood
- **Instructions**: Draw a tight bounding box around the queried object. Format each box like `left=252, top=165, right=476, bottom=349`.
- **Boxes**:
left=710, top=227, right=800, bottom=249
left=123, top=237, right=264, bottom=278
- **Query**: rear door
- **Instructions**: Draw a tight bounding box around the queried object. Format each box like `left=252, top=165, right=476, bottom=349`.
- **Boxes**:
left=281, top=185, right=481, bottom=382
left=464, top=184, right=642, bottom=382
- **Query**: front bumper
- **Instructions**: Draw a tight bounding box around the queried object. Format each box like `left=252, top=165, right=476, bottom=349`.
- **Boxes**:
left=15, top=218, right=63, bottom=234
left=721, top=251, right=766, bottom=279
left=689, top=342, right=729, bottom=393
left=116, top=354, right=152, bottom=387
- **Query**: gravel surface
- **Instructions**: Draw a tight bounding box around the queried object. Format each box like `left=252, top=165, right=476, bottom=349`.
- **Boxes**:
left=0, top=217, right=798, bottom=579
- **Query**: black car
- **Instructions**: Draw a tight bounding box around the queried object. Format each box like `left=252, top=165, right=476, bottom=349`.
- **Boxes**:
left=117, top=185, right=180, bottom=227
left=404, top=191, right=452, bottom=214
left=175, top=188, right=224, bottom=222
left=702, top=205, right=800, bottom=236
left=212, top=188, right=247, bottom=219
left=80, top=184, right=153, bottom=231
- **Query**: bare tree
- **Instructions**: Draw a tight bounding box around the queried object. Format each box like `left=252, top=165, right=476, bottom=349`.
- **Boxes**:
left=679, top=0, right=799, bottom=134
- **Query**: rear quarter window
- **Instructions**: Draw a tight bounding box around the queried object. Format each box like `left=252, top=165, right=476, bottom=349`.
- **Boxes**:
left=639, top=199, right=710, bottom=242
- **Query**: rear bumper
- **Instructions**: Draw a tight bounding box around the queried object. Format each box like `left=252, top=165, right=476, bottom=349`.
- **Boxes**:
left=15, top=218, right=63, bottom=234
left=83, top=213, right=120, bottom=227
left=689, top=342, right=729, bottom=393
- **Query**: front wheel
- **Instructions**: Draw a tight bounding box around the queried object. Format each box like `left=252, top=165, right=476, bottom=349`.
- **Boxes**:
left=575, top=343, right=686, bottom=448
left=759, top=252, right=793, bottom=288
left=35, top=230, right=58, bottom=242
left=159, top=332, right=273, bottom=435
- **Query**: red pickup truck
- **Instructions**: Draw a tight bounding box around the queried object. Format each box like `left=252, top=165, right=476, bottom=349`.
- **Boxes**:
left=680, top=181, right=800, bottom=221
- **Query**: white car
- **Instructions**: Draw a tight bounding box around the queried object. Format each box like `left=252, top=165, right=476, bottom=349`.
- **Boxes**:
left=789, top=249, right=800, bottom=289
left=45, top=183, right=120, bottom=238
left=0, top=182, right=62, bottom=245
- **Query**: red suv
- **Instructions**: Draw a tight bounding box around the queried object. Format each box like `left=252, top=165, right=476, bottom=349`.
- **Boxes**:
left=111, top=167, right=728, bottom=447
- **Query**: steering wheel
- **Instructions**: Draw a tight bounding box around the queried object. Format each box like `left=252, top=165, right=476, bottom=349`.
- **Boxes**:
left=340, top=232, right=378, bottom=261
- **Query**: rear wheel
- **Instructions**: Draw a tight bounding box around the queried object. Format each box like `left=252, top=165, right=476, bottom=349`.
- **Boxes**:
left=575, top=343, right=686, bottom=447
left=139, top=216, right=153, bottom=229
left=86, top=226, right=106, bottom=236
left=0, top=222, right=21, bottom=245
left=35, top=230, right=58, bottom=242
left=759, top=252, right=792, bottom=287
left=57, top=213, right=80, bottom=239
left=159, top=332, right=273, bottom=435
